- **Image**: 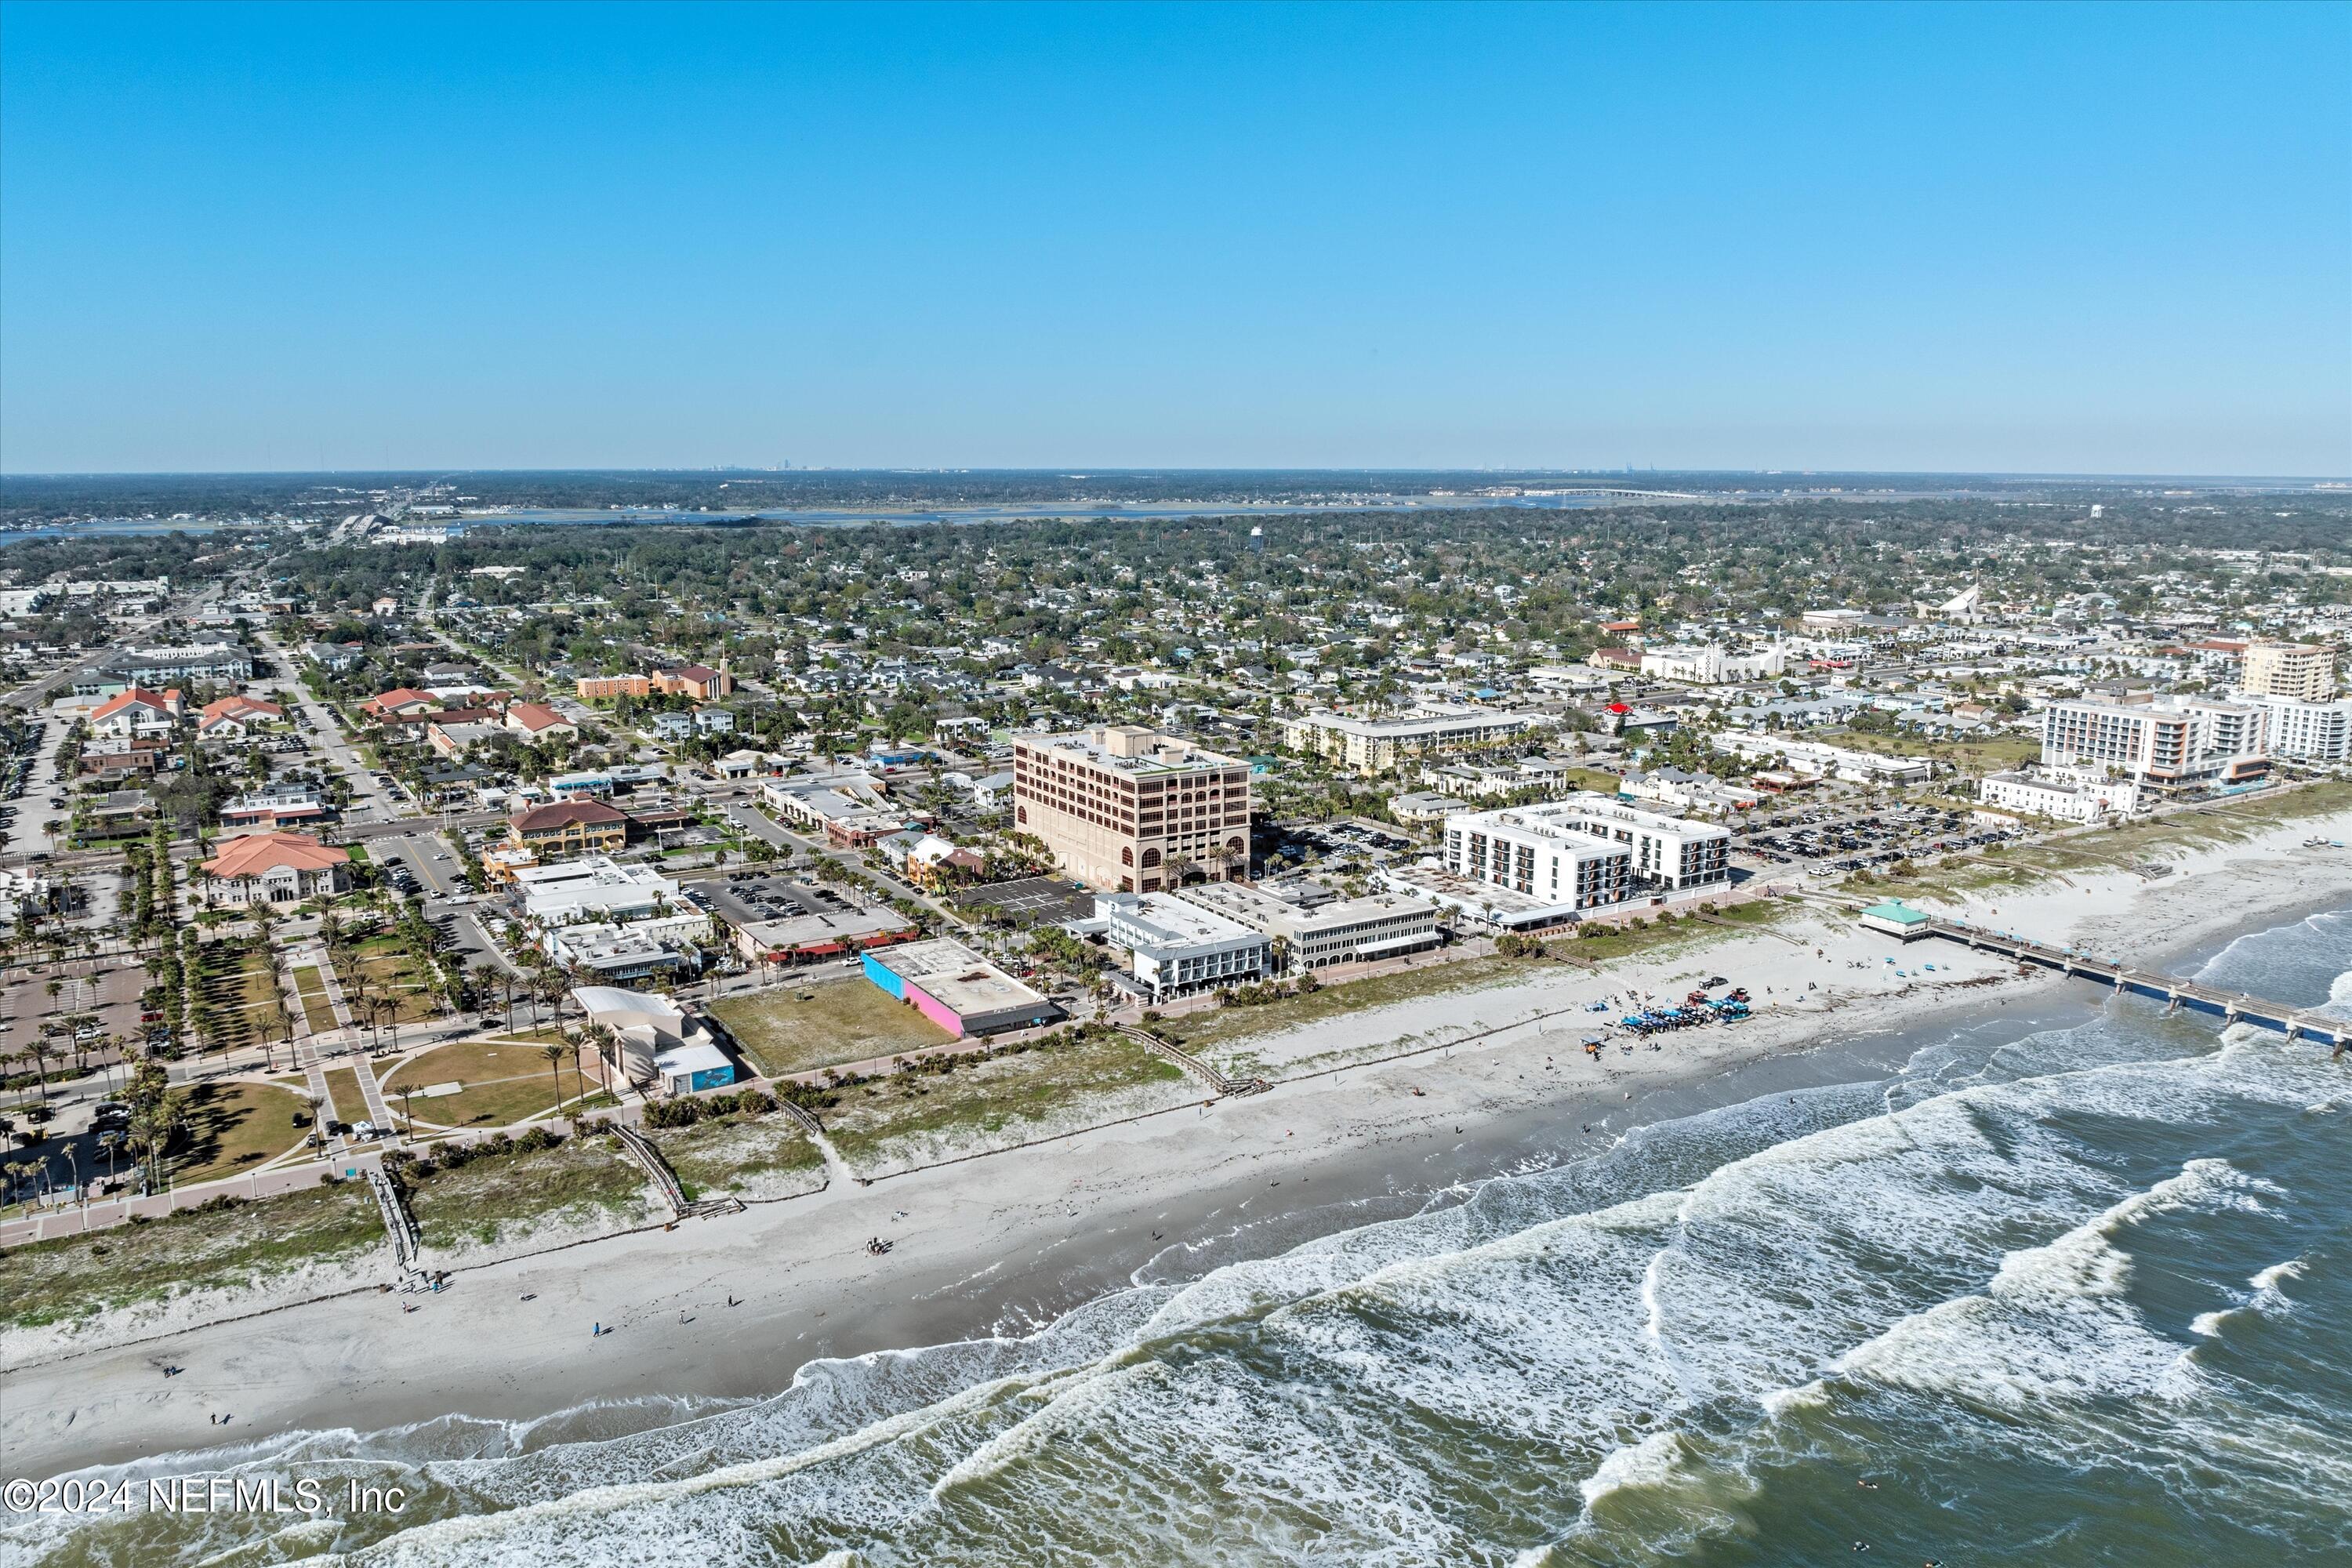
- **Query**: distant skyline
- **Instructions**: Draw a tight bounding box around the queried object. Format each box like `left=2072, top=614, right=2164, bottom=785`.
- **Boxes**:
left=3, top=2, right=2347, bottom=477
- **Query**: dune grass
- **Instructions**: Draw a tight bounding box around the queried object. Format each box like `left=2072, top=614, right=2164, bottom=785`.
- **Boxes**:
left=821, top=1031, right=1186, bottom=1171
left=0, top=1182, right=384, bottom=1330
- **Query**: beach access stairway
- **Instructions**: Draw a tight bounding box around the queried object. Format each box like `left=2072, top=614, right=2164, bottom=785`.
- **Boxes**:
left=1918, top=916, right=2352, bottom=1049
left=1115, top=1025, right=1272, bottom=1098
left=610, top=1123, right=742, bottom=1220
left=368, top=1167, right=424, bottom=1282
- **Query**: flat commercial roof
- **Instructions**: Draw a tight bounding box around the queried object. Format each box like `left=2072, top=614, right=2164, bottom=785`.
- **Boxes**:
left=653, top=1041, right=731, bottom=1076
left=874, top=937, right=1054, bottom=1021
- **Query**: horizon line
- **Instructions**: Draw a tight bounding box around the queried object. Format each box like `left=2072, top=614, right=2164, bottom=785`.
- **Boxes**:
left=4, top=466, right=2348, bottom=485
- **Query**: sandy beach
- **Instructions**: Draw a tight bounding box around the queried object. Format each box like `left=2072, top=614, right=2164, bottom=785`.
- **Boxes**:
left=7, top=810, right=2351, bottom=1481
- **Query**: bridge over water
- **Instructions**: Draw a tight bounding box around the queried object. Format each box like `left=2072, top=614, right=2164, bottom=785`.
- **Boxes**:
left=1917, top=916, right=2350, bottom=1050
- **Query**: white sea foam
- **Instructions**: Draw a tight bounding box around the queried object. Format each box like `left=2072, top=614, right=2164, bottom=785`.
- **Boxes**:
left=1835, top=1159, right=2255, bottom=1409
left=1578, top=1428, right=1689, bottom=1508
left=1756, top=1380, right=1830, bottom=1418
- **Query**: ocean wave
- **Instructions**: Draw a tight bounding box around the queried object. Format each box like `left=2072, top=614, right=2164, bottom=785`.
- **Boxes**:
left=2190, top=1256, right=2310, bottom=1340
left=1577, top=1428, right=1690, bottom=1508
left=1835, top=1159, right=2259, bottom=1409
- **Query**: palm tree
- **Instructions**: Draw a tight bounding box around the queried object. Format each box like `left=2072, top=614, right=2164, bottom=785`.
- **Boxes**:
left=567, top=1029, right=593, bottom=1105
left=539, top=1042, right=568, bottom=1120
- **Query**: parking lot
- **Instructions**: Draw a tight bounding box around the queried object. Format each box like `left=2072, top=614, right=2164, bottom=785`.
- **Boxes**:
left=0, top=715, right=42, bottom=857
left=1733, top=802, right=2022, bottom=874
left=0, top=956, right=148, bottom=1079
left=1259, top=818, right=1416, bottom=876
left=371, top=831, right=469, bottom=897
left=949, top=875, right=1095, bottom=927
left=684, top=870, right=869, bottom=931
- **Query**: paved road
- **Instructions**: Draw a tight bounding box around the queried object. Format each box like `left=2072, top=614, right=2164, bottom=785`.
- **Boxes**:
left=252, top=629, right=413, bottom=826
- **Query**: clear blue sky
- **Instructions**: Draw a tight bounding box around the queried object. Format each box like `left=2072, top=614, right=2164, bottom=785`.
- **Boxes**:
left=2, top=1, right=2346, bottom=475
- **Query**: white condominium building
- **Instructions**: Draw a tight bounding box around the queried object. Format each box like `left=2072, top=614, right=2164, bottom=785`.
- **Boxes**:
left=2039, top=696, right=2270, bottom=791
left=1440, top=793, right=1730, bottom=906
left=1090, top=892, right=1271, bottom=1000
left=1276, top=703, right=1536, bottom=775
left=1637, top=644, right=1787, bottom=684
left=2245, top=695, right=2352, bottom=762
left=2241, top=641, right=2336, bottom=702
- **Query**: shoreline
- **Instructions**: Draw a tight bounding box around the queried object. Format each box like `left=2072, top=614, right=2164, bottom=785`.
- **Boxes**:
left=7, top=815, right=2350, bottom=1480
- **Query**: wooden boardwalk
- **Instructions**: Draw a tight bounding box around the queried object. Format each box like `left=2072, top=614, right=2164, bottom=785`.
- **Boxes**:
left=1917, top=916, right=2351, bottom=1049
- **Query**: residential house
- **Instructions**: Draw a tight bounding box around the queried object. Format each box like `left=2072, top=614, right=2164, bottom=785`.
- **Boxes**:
left=194, top=695, right=285, bottom=741
left=361, top=688, right=440, bottom=721
left=503, top=702, right=578, bottom=741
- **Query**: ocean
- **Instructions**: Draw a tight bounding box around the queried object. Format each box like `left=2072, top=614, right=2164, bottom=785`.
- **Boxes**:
left=10, top=905, right=2350, bottom=1566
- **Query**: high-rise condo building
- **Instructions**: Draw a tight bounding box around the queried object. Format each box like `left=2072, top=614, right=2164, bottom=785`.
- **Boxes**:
left=2240, top=641, right=2336, bottom=702
left=1011, top=725, right=1251, bottom=893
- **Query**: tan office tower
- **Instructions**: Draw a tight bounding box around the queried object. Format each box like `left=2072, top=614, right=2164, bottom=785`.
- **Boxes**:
left=2241, top=641, right=2336, bottom=702
left=1011, top=725, right=1251, bottom=892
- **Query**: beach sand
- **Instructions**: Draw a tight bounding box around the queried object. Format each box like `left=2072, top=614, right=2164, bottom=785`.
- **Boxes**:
left=7, top=811, right=2350, bottom=1479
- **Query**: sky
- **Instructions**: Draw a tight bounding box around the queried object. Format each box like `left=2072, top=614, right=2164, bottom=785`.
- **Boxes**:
left=2, top=1, right=2347, bottom=477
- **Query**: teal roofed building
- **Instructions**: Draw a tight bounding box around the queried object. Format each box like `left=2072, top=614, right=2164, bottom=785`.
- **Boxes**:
left=1858, top=900, right=1932, bottom=940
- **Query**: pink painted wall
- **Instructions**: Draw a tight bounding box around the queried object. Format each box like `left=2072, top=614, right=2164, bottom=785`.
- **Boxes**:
left=903, top=982, right=964, bottom=1038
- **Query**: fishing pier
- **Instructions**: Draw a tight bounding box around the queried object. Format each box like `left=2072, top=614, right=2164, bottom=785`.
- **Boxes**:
left=1873, top=904, right=2351, bottom=1050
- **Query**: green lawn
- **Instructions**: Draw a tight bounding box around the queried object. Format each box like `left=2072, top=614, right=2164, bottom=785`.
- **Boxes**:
left=649, top=1114, right=826, bottom=1200
left=383, top=1040, right=579, bottom=1129
left=407, top=1138, right=650, bottom=1253
left=712, top=979, right=955, bottom=1079
left=336, top=936, right=446, bottom=1025
left=193, top=944, right=282, bottom=1054
left=1824, top=726, right=2041, bottom=775
left=291, top=966, right=339, bottom=1035
left=169, top=1080, right=310, bottom=1184
left=0, top=1181, right=385, bottom=1330
left=320, top=1065, right=368, bottom=1125
left=821, top=1032, right=1185, bottom=1170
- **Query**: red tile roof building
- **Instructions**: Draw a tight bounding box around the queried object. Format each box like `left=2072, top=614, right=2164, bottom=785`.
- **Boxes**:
left=199, top=832, right=352, bottom=906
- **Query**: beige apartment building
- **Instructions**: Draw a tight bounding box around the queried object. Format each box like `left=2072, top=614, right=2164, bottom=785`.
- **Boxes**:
left=2241, top=641, right=2336, bottom=702
left=1276, top=703, right=1535, bottom=775
left=1011, top=725, right=1251, bottom=892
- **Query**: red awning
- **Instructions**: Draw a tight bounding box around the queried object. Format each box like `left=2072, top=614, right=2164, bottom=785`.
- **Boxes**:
left=798, top=941, right=847, bottom=956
